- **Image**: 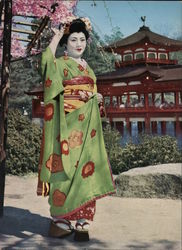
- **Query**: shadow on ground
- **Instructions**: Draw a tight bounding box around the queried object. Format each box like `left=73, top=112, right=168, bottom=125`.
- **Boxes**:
left=126, top=240, right=181, bottom=250
left=0, top=206, right=50, bottom=238
left=0, top=206, right=181, bottom=249
left=0, top=206, right=108, bottom=249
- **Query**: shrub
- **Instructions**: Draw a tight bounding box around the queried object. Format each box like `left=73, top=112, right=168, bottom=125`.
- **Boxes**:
left=102, top=124, right=123, bottom=174
left=118, top=134, right=182, bottom=173
left=5, top=113, right=182, bottom=176
left=6, top=109, right=42, bottom=175
left=103, top=124, right=182, bottom=174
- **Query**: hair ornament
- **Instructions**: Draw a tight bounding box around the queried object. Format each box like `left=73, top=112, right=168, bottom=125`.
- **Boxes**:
left=62, top=16, right=92, bottom=35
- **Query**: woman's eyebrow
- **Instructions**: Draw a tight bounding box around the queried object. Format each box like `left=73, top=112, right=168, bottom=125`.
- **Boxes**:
left=70, top=36, right=85, bottom=39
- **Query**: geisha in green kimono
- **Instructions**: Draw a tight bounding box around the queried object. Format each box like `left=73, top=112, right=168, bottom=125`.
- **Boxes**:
left=38, top=17, right=115, bottom=241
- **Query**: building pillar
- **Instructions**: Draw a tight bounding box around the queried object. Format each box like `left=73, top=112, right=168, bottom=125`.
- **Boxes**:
left=120, top=95, right=123, bottom=103
left=145, top=116, right=150, bottom=133
left=121, top=121, right=124, bottom=135
left=175, top=91, right=179, bottom=107
left=126, top=117, right=131, bottom=135
left=118, top=96, right=120, bottom=106
left=144, top=93, right=149, bottom=109
left=115, top=121, right=124, bottom=134
left=151, top=121, right=157, bottom=134
left=152, top=93, right=155, bottom=106
left=117, top=96, right=119, bottom=107
left=138, top=121, right=143, bottom=133
left=127, top=93, right=130, bottom=107
left=180, top=92, right=182, bottom=104
left=161, top=92, right=164, bottom=103
left=161, top=121, right=166, bottom=135
left=175, top=115, right=181, bottom=136
left=144, top=47, right=147, bottom=60
left=110, top=96, right=112, bottom=107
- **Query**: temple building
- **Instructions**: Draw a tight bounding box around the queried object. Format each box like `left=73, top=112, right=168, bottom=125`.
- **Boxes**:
left=97, top=25, right=182, bottom=137
left=26, top=24, right=182, bottom=138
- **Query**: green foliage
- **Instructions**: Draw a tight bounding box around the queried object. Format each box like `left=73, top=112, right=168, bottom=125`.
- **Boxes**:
left=170, top=50, right=182, bottom=65
left=103, top=125, right=182, bottom=174
left=119, top=135, right=182, bottom=173
left=83, top=29, right=115, bottom=75
left=6, top=109, right=42, bottom=175
left=103, top=124, right=122, bottom=174
left=104, top=26, right=124, bottom=45
left=10, top=56, right=42, bottom=117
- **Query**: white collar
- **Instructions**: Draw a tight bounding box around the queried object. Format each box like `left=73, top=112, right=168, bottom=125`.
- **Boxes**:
left=69, top=57, right=87, bottom=69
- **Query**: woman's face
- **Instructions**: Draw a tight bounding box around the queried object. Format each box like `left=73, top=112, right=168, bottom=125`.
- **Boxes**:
left=67, top=32, right=86, bottom=58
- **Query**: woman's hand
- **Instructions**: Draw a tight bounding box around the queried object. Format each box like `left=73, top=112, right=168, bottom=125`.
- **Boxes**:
left=79, top=90, right=89, bottom=102
left=49, top=25, right=66, bottom=56
left=96, top=93, right=103, bottom=104
left=51, top=25, right=65, bottom=40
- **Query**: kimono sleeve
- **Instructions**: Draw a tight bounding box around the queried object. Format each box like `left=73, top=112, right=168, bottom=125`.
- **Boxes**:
left=87, top=65, right=97, bottom=93
left=41, top=46, right=64, bottom=103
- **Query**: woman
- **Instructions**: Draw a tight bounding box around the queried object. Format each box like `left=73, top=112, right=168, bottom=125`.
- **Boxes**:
left=38, top=17, right=115, bottom=241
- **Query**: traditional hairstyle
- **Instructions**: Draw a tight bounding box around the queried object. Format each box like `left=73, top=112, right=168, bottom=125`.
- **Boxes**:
left=59, top=18, right=90, bottom=47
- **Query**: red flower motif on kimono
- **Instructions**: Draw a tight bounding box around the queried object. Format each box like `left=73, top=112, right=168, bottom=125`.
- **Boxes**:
left=53, top=190, right=66, bottom=207
left=68, top=130, right=83, bottom=149
left=90, top=129, right=96, bottom=138
left=44, top=103, right=54, bottom=121
left=61, top=140, right=69, bottom=155
left=45, top=77, right=52, bottom=88
left=82, top=161, right=95, bottom=178
left=46, top=154, right=63, bottom=173
left=63, top=68, right=68, bottom=77
left=78, top=64, right=84, bottom=71
left=78, top=113, right=85, bottom=121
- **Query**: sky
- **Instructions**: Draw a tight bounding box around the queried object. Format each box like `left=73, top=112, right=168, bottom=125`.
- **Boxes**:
left=75, top=1, right=182, bottom=40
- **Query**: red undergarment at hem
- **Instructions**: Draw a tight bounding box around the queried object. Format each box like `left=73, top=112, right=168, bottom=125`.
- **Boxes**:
left=54, top=200, right=96, bottom=221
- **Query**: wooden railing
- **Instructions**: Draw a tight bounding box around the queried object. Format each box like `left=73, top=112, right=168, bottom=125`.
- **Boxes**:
left=31, top=95, right=182, bottom=119
left=115, top=58, right=178, bottom=68
left=106, top=104, right=182, bottom=114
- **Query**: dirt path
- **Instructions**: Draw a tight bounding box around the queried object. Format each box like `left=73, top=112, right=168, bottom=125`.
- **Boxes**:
left=0, top=175, right=181, bottom=249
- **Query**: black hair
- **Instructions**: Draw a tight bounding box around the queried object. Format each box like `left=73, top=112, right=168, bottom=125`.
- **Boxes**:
left=59, top=18, right=89, bottom=47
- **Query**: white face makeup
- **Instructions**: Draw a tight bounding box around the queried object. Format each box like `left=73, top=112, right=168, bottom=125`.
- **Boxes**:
left=66, top=32, right=86, bottom=59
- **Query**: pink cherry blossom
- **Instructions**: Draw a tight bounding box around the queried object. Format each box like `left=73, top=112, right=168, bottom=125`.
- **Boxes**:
left=0, top=0, right=78, bottom=63
left=12, top=0, right=78, bottom=24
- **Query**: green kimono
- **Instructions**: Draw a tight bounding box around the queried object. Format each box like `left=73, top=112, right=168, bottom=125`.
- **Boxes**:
left=40, top=47, right=115, bottom=218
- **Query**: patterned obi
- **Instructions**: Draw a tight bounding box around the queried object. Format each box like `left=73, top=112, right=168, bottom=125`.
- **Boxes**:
left=63, top=76, right=95, bottom=113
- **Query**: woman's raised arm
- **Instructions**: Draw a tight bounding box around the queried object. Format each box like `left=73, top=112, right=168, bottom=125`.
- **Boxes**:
left=49, top=25, right=65, bottom=56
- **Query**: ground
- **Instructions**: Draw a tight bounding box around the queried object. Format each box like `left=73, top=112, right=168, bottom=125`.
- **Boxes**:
left=0, top=165, right=181, bottom=249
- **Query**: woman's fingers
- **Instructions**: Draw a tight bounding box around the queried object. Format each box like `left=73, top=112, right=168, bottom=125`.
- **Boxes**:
left=51, top=24, right=66, bottom=38
left=51, top=27, right=59, bottom=34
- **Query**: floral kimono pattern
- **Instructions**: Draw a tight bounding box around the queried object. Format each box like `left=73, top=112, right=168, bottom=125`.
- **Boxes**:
left=38, top=47, right=115, bottom=220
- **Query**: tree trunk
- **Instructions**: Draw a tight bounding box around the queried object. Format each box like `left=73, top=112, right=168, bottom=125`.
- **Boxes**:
left=0, top=0, right=12, bottom=217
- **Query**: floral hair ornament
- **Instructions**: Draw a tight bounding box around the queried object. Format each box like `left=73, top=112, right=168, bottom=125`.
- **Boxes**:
left=61, top=16, right=92, bottom=35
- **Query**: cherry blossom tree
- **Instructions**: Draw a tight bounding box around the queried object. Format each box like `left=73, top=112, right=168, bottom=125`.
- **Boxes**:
left=12, top=0, right=78, bottom=25
left=0, top=0, right=78, bottom=62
